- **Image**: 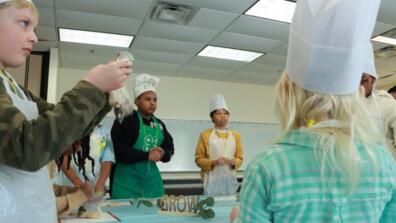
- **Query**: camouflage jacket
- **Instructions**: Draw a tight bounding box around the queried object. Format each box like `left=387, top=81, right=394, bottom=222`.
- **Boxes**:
left=0, top=79, right=111, bottom=171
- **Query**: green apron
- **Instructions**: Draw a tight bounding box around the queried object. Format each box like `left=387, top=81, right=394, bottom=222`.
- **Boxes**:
left=112, top=112, right=165, bottom=199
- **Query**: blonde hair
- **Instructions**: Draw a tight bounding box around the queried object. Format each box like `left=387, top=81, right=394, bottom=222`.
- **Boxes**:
left=0, top=0, right=39, bottom=17
left=275, top=72, right=382, bottom=194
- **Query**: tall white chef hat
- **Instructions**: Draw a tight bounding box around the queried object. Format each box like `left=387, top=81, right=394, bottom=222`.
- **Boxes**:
left=286, top=0, right=381, bottom=95
left=134, top=73, right=159, bottom=99
left=364, top=45, right=378, bottom=79
left=209, top=94, right=229, bottom=113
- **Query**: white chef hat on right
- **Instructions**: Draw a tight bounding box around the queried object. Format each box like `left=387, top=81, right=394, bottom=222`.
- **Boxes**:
left=364, top=45, right=378, bottom=79
left=209, top=94, right=229, bottom=113
left=286, top=0, right=381, bottom=95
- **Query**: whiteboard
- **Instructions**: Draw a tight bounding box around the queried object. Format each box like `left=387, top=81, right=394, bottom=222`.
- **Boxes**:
left=100, top=117, right=281, bottom=172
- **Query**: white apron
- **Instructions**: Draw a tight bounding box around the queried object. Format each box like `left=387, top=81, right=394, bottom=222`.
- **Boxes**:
left=203, top=129, right=239, bottom=196
left=366, top=92, right=386, bottom=134
left=0, top=71, right=56, bottom=223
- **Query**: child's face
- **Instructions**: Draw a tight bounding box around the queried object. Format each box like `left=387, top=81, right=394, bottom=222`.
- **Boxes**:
left=0, top=6, right=38, bottom=69
left=135, top=91, right=157, bottom=116
left=211, top=109, right=229, bottom=128
left=360, top=73, right=375, bottom=97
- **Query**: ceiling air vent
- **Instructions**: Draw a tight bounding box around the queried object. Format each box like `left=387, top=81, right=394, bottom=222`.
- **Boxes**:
left=375, top=46, right=396, bottom=59
left=151, top=2, right=194, bottom=25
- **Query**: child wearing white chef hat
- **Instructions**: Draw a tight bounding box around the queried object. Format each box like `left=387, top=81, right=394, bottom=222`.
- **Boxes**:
left=232, top=0, right=396, bottom=222
left=195, top=94, right=243, bottom=196
left=110, top=73, right=174, bottom=199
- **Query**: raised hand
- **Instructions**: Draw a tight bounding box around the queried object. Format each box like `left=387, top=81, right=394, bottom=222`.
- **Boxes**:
left=83, top=60, right=132, bottom=92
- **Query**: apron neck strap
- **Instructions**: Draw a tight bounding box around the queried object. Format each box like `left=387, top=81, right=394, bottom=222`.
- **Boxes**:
left=0, top=69, right=27, bottom=100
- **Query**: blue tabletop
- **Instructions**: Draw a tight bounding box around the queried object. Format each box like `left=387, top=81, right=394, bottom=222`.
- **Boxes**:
left=101, top=196, right=238, bottom=223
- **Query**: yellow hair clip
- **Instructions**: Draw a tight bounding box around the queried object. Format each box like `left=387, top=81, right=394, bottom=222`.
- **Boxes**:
left=307, top=119, right=316, bottom=127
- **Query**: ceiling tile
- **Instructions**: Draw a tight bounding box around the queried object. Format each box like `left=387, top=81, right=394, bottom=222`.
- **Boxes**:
left=161, top=0, right=257, bottom=13
left=37, top=7, right=55, bottom=27
left=57, top=10, right=142, bottom=35
left=55, top=0, right=154, bottom=19
left=226, top=15, right=290, bottom=41
left=189, top=8, right=238, bottom=30
left=33, top=0, right=54, bottom=8
left=212, top=32, right=283, bottom=53
left=132, top=49, right=193, bottom=64
left=373, top=22, right=396, bottom=37
left=254, top=53, right=287, bottom=67
left=36, top=25, right=57, bottom=41
left=187, top=56, right=247, bottom=70
left=378, top=0, right=396, bottom=26
left=139, top=21, right=219, bottom=43
left=240, top=63, right=283, bottom=75
left=132, top=36, right=205, bottom=54
left=59, top=42, right=124, bottom=58
left=30, top=0, right=396, bottom=87
left=269, top=43, right=288, bottom=56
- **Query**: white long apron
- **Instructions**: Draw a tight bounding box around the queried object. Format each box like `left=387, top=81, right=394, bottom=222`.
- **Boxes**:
left=203, top=129, right=239, bottom=196
left=0, top=71, right=56, bottom=223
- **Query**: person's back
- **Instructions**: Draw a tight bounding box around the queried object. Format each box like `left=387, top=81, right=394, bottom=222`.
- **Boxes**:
left=230, top=1, right=394, bottom=222
left=238, top=129, right=396, bottom=222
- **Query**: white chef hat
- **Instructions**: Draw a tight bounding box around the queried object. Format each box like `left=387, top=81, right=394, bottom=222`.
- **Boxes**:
left=364, top=45, right=378, bottom=79
left=209, top=94, right=229, bottom=113
left=286, top=0, right=381, bottom=95
left=134, top=73, right=159, bottom=99
left=0, top=0, right=33, bottom=3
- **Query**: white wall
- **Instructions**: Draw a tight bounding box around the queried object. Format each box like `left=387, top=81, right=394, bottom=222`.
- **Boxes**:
left=47, top=48, right=59, bottom=103
left=56, top=67, right=278, bottom=124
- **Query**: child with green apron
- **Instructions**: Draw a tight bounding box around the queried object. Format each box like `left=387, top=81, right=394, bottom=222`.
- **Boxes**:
left=110, top=73, right=174, bottom=199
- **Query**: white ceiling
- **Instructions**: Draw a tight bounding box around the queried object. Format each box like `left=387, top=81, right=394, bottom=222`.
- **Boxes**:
left=32, top=0, right=396, bottom=87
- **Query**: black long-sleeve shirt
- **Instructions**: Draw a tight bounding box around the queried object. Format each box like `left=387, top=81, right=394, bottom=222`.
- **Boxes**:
left=110, top=110, right=174, bottom=164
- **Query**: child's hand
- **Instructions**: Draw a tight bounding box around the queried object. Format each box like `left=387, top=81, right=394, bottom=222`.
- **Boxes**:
left=148, top=149, right=162, bottom=162
left=80, top=182, right=94, bottom=199
left=215, top=157, right=227, bottom=166
left=94, top=183, right=105, bottom=195
left=83, top=60, right=132, bottom=92
left=228, top=158, right=236, bottom=167
left=153, top=147, right=165, bottom=158
left=230, top=206, right=239, bottom=222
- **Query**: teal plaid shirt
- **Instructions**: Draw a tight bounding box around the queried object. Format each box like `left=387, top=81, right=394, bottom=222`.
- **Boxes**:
left=236, top=130, right=396, bottom=223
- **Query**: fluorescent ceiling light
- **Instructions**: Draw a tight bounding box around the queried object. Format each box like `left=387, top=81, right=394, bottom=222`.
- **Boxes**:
left=245, top=0, right=296, bottom=23
left=372, top=36, right=396, bottom=46
left=59, top=28, right=134, bottom=48
left=198, top=46, right=263, bottom=62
